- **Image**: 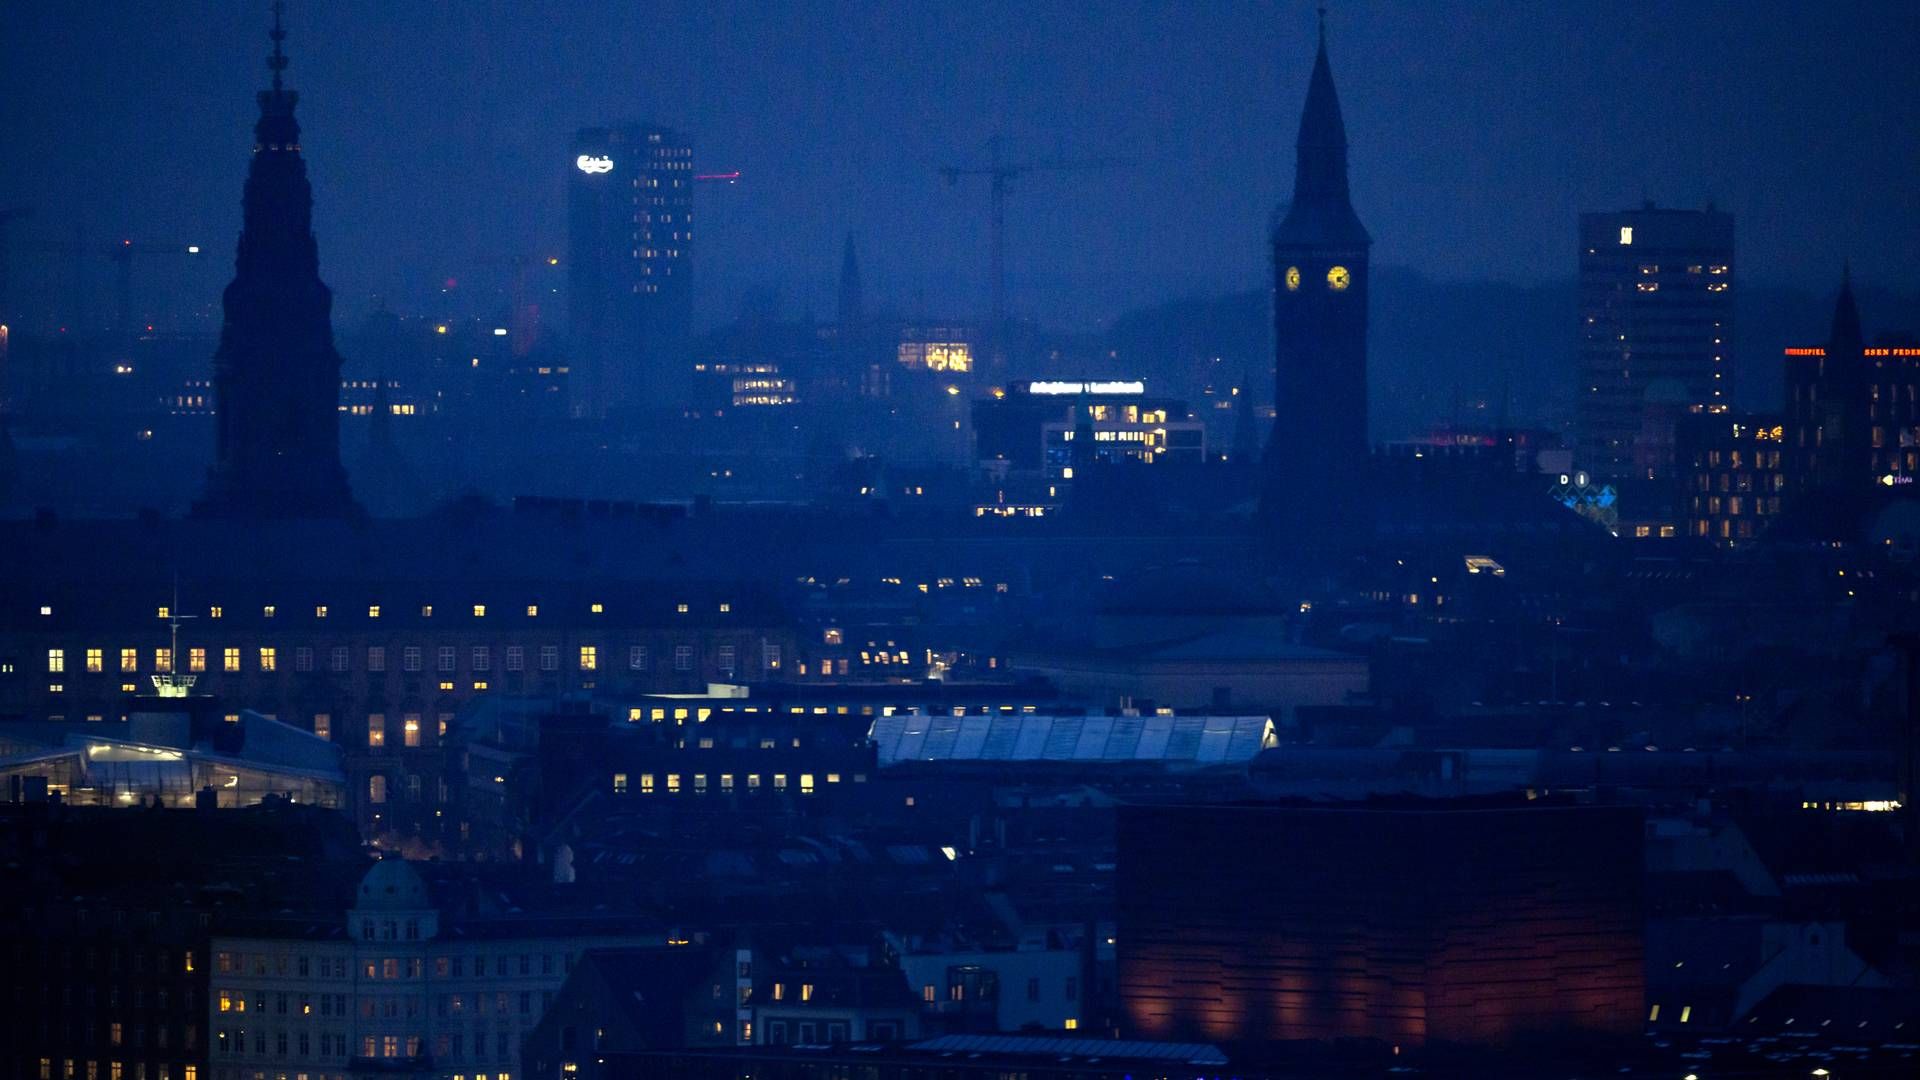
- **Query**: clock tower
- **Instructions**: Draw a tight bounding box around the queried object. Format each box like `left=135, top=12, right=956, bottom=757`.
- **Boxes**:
left=1263, top=16, right=1371, bottom=538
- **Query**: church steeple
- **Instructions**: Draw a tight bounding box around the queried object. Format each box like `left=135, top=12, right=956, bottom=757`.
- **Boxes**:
left=837, top=232, right=864, bottom=337
left=193, top=3, right=358, bottom=519
left=1828, top=262, right=1863, bottom=351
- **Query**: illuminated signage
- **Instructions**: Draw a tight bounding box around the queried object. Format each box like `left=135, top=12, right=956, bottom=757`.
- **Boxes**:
left=1027, top=380, right=1146, bottom=396
left=575, top=154, right=614, bottom=175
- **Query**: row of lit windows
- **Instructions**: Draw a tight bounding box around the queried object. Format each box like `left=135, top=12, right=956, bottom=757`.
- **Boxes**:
left=36, top=1063, right=195, bottom=1080
left=130, top=601, right=711, bottom=620
left=611, top=770, right=847, bottom=795
left=41, top=642, right=774, bottom=676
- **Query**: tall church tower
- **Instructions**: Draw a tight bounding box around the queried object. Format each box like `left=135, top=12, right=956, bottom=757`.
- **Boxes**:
left=194, top=5, right=357, bottom=519
left=1263, top=15, right=1371, bottom=536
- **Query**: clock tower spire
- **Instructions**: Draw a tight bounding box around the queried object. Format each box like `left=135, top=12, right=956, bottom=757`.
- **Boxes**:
left=1263, top=12, right=1371, bottom=540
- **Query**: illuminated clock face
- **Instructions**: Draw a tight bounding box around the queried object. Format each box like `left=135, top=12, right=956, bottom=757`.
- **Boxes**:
left=1284, top=266, right=1301, bottom=291
left=1327, top=265, right=1351, bottom=291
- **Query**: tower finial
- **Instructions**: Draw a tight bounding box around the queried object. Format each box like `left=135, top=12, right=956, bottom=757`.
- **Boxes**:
left=268, top=1, right=289, bottom=92
left=1318, top=5, right=1328, bottom=47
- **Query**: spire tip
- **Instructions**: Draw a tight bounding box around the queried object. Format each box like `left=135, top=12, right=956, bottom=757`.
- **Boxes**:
left=267, top=1, right=289, bottom=92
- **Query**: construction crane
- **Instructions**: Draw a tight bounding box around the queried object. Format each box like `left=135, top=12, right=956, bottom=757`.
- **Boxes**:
left=12, top=235, right=202, bottom=335
left=940, top=137, right=1129, bottom=362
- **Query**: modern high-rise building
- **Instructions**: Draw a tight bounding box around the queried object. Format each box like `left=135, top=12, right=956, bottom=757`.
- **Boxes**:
left=193, top=10, right=358, bottom=519
left=1576, top=203, right=1734, bottom=483
left=567, top=124, right=694, bottom=419
left=1263, top=19, right=1372, bottom=537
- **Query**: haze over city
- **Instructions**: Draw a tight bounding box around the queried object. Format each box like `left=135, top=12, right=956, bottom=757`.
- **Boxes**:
left=2, top=3, right=1919, bottom=1079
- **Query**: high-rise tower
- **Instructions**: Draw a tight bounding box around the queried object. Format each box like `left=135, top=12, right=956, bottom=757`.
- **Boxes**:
left=194, top=5, right=357, bottom=519
left=1263, top=16, right=1371, bottom=536
left=1576, top=204, right=1734, bottom=484
left=567, top=124, right=694, bottom=419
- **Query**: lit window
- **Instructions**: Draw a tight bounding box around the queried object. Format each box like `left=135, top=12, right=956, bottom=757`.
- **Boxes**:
left=47, top=649, right=65, bottom=673
left=640, top=774, right=655, bottom=793
left=473, top=604, right=486, bottom=618
left=368, top=605, right=381, bottom=618
left=719, top=602, right=731, bottom=613
left=85, top=648, right=103, bottom=673
left=676, top=603, right=689, bottom=614
left=262, top=605, right=275, bottom=618
left=314, top=714, right=331, bottom=741
left=189, top=648, right=206, bottom=673
left=579, top=645, right=598, bottom=671
left=591, top=602, right=604, bottom=614
left=526, top=604, right=539, bottom=617
left=613, top=772, right=628, bottom=794
left=222, top=647, right=240, bottom=672
left=157, top=606, right=170, bottom=619
left=1619, top=226, right=1633, bottom=245
left=259, top=647, right=276, bottom=672
left=119, top=648, right=138, bottom=673
left=368, top=714, right=386, bottom=748
left=315, top=605, right=328, bottom=618
left=403, top=715, right=421, bottom=748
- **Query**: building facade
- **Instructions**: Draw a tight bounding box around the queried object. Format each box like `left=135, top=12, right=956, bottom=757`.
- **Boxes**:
left=0, top=581, right=798, bottom=848
left=1677, top=412, right=1787, bottom=544
left=207, top=861, right=675, bottom=1080
left=1786, top=270, right=1920, bottom=498
left=1117, top=799, right=1645, bottom=1048
left=567, top=125, right=695, bottom=419
left=1576, top=204, right=1734, bottom=484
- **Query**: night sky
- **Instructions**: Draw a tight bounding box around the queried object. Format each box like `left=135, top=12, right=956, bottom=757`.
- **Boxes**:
left=2, top=1, right=1915, bottom=334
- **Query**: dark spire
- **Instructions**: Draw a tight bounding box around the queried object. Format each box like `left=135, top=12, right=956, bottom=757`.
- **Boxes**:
left=1828, top=262, right=1862, bottom=350
left=837, top=232, right=864, bottom=335
left=1232, top=375, right=1260, bottom=463
left=267, top=1, right=288, bottom=92
left=1273, top=12, right=1369, bottom=248
left=193, top=1, right=356, bottom=519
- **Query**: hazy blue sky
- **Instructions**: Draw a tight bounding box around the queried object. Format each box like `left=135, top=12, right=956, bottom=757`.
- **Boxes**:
left=2, top=1, right=1915, bottom=332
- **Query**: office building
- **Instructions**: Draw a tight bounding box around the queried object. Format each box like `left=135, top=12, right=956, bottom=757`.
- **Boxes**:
left=1576, top=204, right=1734, bottom=483
left=1264, top=20, right=1372, bottom=536
left=1676, top=412, right=1787, bottom=544
left=567, top=124, right=694, bottom=418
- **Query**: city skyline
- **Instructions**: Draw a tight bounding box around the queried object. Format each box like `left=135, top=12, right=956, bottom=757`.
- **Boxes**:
left=1, top=1, right=1916, bottom=334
